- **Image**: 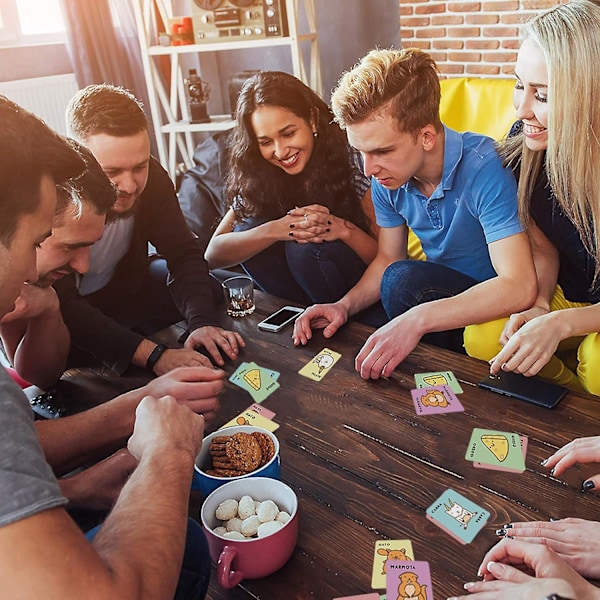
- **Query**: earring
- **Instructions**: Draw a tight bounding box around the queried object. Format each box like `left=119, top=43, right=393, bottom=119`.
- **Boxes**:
left=313, top=130, right=318, bottom=138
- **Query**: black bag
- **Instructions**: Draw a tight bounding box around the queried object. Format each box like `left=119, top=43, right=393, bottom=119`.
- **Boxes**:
left=178, top=130, right=232, bottom=250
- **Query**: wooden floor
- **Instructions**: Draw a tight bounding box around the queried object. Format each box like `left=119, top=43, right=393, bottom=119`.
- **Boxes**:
left=60, top=293, right=600, bottom=600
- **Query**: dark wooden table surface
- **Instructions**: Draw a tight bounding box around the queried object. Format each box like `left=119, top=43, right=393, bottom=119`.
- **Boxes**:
left=59, top=292, right=600, bottom=600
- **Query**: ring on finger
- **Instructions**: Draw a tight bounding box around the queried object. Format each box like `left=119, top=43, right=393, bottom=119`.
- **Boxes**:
left=303, top=214, right=308, bottom=222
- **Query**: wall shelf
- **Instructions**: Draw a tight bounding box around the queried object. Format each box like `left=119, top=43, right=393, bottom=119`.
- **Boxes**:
left=133, top=0, right=321, bottom=180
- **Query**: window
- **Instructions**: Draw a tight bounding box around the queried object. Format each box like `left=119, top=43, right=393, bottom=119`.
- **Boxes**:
left=0, top=0, right=65, bottom=46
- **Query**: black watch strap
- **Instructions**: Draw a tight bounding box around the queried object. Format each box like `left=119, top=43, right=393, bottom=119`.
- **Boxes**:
left=146, top=343, right=168, bottom=372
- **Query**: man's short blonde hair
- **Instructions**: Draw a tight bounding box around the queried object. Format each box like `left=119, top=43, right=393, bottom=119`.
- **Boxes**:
left=331, top=48, right=442, bottom=135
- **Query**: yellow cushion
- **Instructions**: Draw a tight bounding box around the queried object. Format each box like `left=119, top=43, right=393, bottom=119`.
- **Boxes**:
left=439, top=77, right=516, bottom=141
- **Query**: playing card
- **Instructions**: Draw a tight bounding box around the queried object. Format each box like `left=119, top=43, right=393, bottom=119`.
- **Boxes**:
left=465, top=428, right=526, bottom=472
left=426, top=488, right=489, bottom=544
left=298, top=348, right=341, bottom=381
left=414, top=371, right=463, bottom=394
left=220, top=410, right=279, bottom=432
left=246, top=403, right=276, bottom=420
left=411, top=385, right=464, bottom=415
left=474, top=435, right=528, bottom=472
left=371, top=539, right=414, bottom=590
left=386, top=560, right=433, bottom=600
left=333, top=595, right=380, bottom=600
left=229, top=362, right=280, bottom=402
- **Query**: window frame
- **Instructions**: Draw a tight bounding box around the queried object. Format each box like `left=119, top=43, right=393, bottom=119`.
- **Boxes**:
left=0, top=0, right=66, bottom=48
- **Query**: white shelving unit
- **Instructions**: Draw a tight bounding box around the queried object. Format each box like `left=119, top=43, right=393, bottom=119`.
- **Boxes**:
left=133, top=0, right=321, bottom=180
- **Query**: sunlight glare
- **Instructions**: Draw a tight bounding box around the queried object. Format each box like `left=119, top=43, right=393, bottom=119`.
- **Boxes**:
left=16, top=0, right=64, bottom=35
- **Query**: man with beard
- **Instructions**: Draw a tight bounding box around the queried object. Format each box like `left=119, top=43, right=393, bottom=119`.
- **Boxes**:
left=0, top=142, right=115, bottom=389
left=58, top=84, right=244, bottom=377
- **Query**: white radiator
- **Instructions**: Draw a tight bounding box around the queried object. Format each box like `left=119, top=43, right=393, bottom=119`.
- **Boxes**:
left=0, top=73, right=78, bottom=135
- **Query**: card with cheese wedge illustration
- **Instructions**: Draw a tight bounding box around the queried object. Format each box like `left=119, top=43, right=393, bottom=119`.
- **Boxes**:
left=414, top=371, right=463, bottom=394
left=474, top=435, right=528, bottom=473
left=229, top=361, right=280, bottom=402
left=298, top=348, right=341, bottom=381
left=465, top=428, right=526, bottom=472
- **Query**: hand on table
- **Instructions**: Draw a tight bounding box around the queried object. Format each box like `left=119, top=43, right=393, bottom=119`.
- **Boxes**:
left=142, top=366, right=224, bottom=422
left=449, top=539, right=598, bottom=600
left=543, top=435, right=600, bottom=487
left=355, top=313, right=422, bottom=380
left=128, top=395, right=205, bottom=462
left=292, top=302, right=348, bottom=346
left=496, top=518, right=600, bottom=579
left=184, top=325, right=245, bottom=367
left=60, top=448, right=138, bottom=511
left=489, top=308, right=564, bottom=377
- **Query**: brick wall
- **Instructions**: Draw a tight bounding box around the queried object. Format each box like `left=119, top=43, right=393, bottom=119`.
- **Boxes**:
left=399, top=0, right=565, bottom=78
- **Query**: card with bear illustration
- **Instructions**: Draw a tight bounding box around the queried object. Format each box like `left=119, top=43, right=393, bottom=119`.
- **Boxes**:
left=371, top=539, right=414, bottom=589
left=386, top=560, right=433, bottom=600
left=410, top=385, right=464, bottom=415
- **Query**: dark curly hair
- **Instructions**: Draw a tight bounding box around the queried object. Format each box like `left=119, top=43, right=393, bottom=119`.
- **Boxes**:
left=226, top=71, right=369, bottom=231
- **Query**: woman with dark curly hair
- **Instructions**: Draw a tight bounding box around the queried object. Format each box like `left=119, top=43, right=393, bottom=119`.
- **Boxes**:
left=205, top=71, right=379, bottom=307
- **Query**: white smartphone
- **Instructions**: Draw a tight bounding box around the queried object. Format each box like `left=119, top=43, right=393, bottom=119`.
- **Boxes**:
left=257, top=305, right=305, bottom=332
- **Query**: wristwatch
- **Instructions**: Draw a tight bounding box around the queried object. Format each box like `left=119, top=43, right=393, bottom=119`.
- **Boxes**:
left=146, top=343, right=168, bottom=372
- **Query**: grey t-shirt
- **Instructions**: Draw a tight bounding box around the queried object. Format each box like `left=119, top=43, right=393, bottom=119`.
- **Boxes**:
left=0, top=369, right=66, bottom=527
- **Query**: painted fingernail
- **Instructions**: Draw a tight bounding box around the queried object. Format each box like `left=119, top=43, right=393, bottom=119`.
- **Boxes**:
left=541, top=458, right=548, bottom=466
left=495, top=528, right=506, bottom=536
left=288, top=232, right=294, bottom=237
left=289, top=224, right=295, bottom=228
left=503, top=523, right=513, bottom=528
left=549, top=517, right=560, bottom=522
left=327, top=220, right=331, bottom=225
left=326, top=228, right=330, bottom=232
left=583, top=480, right=595, bottom=491
left=550, top=467, right=556, bottom=475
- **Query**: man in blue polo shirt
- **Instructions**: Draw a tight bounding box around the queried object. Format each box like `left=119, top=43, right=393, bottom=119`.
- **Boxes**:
left=293, top=48, right=537, bottom=379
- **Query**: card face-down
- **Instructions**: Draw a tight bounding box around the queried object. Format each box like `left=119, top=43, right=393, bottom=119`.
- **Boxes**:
left=298, top=348, right=341, bottom=381
left=465, top=428, right=526, bottom=472
left=426, top=489, right=489, bottom=544
left=371, top=539, right=414, bottom=589
left=386, top=560, right=433, bottom=600
left=411, top=385, right=464, bottom=415
left=414, top=371, right=463, bottom=394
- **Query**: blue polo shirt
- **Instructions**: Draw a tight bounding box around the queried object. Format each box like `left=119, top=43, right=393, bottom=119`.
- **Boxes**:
left=372, top=126, right=522, bottom=282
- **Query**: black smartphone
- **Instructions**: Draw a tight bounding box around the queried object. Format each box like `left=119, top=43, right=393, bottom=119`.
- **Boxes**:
left=478, top=371, right=568, bottom=409
left=257, top=306, right=304, bottom=332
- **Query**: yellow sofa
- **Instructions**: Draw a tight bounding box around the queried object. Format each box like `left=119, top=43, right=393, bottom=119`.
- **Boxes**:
left=439, top=77, right=516, bottom=141
left=407, top=77, right=516, bottom=260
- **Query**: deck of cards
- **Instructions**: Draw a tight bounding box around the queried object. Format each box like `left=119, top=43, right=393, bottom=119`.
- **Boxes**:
left=465, top=428, right=527, bottom=473
left=426, top=489, right=489, bottom=544
left=229, top=361, right=280, bottom=403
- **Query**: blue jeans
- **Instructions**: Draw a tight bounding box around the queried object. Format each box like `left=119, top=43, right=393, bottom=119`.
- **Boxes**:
left=236, top=218, right=371, bottom=304
left=86, top=518, right=211, bottom=600
left=380, top=260, right=478, bottom=353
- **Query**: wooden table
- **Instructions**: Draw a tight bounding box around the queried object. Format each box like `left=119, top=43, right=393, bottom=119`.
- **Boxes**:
left=59, top=292, right=600, bottom=599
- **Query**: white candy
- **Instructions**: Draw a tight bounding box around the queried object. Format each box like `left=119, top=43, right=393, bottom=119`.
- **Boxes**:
left=257, top=499, right=279, bottom=523
left=240, top=515, right=261, bottom=537
left=215, top=498, right=238, bottom=521
left=223, top=531, right=245, bottom=540
left=213, top=526, right=227, bottom=537
left=276, top=511, right=291, bottom=524
left=238, top=495, right=256, bottom=519
left=225, top=517, right=243, bottom=532
left=257, top=520, right=284, bottom=538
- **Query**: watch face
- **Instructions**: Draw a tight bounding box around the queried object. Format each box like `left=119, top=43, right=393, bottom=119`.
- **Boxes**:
left=193, top=0, right=223, bottom=10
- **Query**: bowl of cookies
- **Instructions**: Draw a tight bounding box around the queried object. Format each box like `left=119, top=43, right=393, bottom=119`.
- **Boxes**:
left=192, top=425, right=280, bottom=495
left=200, top=477, right=298, bottom=588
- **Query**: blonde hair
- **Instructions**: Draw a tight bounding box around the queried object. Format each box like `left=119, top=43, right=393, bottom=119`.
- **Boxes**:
left=503, top=0, right=600, bottom=283
left=330, top=48, right=442, bottom=134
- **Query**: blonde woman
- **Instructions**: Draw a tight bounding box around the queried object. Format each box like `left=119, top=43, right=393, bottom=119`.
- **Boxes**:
left=465, top=0, right=600, bottom=395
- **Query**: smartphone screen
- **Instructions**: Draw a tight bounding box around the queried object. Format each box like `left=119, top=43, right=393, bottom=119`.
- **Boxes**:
left=263, top=308, right=301, bottom=327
